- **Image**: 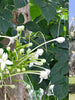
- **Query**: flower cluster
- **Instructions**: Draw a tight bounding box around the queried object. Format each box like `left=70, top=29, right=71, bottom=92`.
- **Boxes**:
left=29, top=49, right=45, bottom=67
left=0, top=25, right=66, bottom=85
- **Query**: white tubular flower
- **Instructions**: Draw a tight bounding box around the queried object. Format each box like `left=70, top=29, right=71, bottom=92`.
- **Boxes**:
left=36, top=49, right=44, bottom=56
left=20, top=49, right=24, bottom=54
left=39, top=69, right=50, bottom=84
left=55, top=37, right=65, bottom=43
left=0, top=53, right=13, bottom=71
left=0, top=48, right=4, bottom=55
left=16, top=25, right=24, bottom=32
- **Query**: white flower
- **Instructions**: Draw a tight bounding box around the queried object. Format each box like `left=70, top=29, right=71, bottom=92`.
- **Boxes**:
left=20, top=49, right=24, bottom=54
left=45, top=69, right=51, bottom=75
left=8, top=35, right=19, bottom=46
left=39, top=69, right=50, bottom=84
left=16, top=25, right=24, bottom=32
left=55, top=37, right=65, bottom=43
left=0, top=48, right=4, bottom=55
left=0, top=35, right=19, bottom=46
left=47, top=85, right=54, bottom=96
left=0, top=53, right=13, bottom=70
left=36, top=49, right=44, bottom=56
left=49, top=85, right=54, bottom=92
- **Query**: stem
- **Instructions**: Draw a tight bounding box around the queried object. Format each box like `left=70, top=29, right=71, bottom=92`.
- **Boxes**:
left=19, top=30, right=22, bottom=44
left=10, top=71, right=41, bottom=77
left=32, top=65, right=46, bottom=70
left=30, top=39, right=56, bottom=53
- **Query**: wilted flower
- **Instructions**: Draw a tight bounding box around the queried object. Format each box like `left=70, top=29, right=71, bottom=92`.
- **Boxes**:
left=0, top=48, right=4, bottom=56
left=39, top=69, right=50, bottom=83
left=16, top=25, right=24, bottom=32
left=0, top=53, right=13, bottom=70
left=55, top=37, right=65, bottom=43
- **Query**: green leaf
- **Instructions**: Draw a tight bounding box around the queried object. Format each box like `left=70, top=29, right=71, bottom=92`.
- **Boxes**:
left=55, top=48, right=68, bottom=63
left=30, top=4, right=42, bottom=20
left=0, top=9, right=13, bottom=21
left=25, top=21, right=41, bottom=32
left=28, top=74, right=49, bottom=90
left=50, top=23, right=63, bottom=38
left=54, top=78, right=68, bottom=99
left=0, top=18, right=10, bottom=33
left=51, top=62, right=68, bottom=75
left=33, top=0, right=47, bottom=7
left=41, top=4, right=56, bottom=22
left=14, top=0, right=28, bottom=8
left=18, top=13, right=24, bottom=23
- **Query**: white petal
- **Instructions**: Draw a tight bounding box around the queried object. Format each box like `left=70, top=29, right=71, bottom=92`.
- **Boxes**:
left=29, top=62, right=34, bottom=67
left=1, top=62, right=6, bottom=70
left=39, top=78, right=43, bottom=84
left=0, top=48, right=4, bottom=55
left=36, top=49, right=44, bottom=56
left=6, top=60, right=13, bottom=65
left=2, top=53, right=8, bottom=61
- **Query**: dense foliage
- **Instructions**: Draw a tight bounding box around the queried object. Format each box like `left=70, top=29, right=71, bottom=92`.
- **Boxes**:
left=0, top=0, right=68, bottom=100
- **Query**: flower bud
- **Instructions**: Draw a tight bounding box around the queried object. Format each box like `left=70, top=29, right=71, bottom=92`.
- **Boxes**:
left=41, top=59, right=46, bottom=63
left=16, top=25, right=24, bottom=32
left=17, top=69, right=20, bottom=72
left=27, top=48, right=31, bottom=53
left=20, top=49, right=24, bottom=54
left=22, top=68, right=26, bottom=71
left=55, top=37, right=65, bottom=43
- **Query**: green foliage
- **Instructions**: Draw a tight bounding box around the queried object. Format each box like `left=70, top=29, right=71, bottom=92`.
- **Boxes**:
left=0, top=18, right=10, bottom=33
left=50, top=23, right=63, bottom=38
left=0, top=0, right=68, bottom=99
left=0, top=9, right=13, bottom=21
left=40, top=4, right=56, bottom=22
left=14, top=0, right=28, bottom=8
left=25, top=21, right=41, bottom=32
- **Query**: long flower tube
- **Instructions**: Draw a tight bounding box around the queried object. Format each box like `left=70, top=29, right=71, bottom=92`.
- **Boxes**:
left=18, top=37, right=65, bottom=65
